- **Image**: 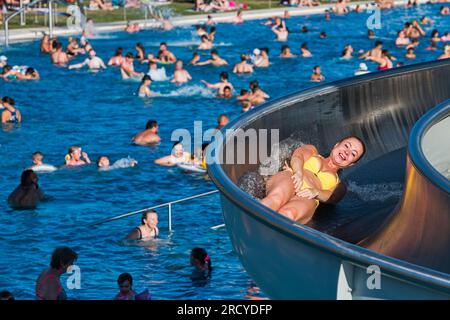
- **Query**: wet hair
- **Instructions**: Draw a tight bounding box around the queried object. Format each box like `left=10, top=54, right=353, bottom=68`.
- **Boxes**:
left=375, top=40, right=383, bottom=47
left=339, top=135, right=366, bottom=163
left=115, top=47, right=123, bottom=56
left=301, top=43, right=308, bottom=49
left=223, top=86, right=231, bottom=92
left=141, top=75, right=152, bottom=83
left=32, top=151, right=44, bottom=161
left=191, top=248, right=212, bottom=275
left=220, top=71, right=228, bottom=80
left=240, top=53, right=247, bottom=61
left=117, top=273, right=133, bottom=287
left=0, top=291, right=14, bottom=300
left=201, top=34, right=209, bottom=41
left=382, top=49, right=391, bottom=58
left=211, top=49, right=218, bottom=56
left=249, top=79, right=259, bottom=89
left=301, top=26, right=308, bottom=33
left=313, top=65, right=320, bottom=71
left=261, top=47, right=269, bottom=54
left=218, top=114, right=228, bottom=122
left=320, top=31, right=327, bottom=38
left=141, top=209, right=157, bottom=225
left=192, top=52, right=199, bottom=58
left=2, top=96, right=15, bottom=106
left=431, top=29, right=439, bottom=38
left=96, top=156, right=107, bottom=166
left=281, top=44, right=289, bottom=52
left=56, top=42, right=63, bottom=50
left=240, top=89, right=248, bottom=95
left=125, top=52, right=134, bottom=59
left=2, top=65, right=12, bottom=74
left=25, top=67, right=36, bottom=75
left=21, top=169, right=38, bottom=187
left=172, top=141, right=183, bottom=148
left=160, top=42, right=167, bottom=47
left=145, top=120, right=158, bottom=130
left=136, top=42, right=145, bottom=51
left=50, top=247, right=78, bottom=270
left=209, top=26, right=216, bottom=33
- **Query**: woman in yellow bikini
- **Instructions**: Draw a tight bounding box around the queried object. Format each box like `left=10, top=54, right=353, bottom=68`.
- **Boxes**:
left=261, top=136, right=365, bottom=223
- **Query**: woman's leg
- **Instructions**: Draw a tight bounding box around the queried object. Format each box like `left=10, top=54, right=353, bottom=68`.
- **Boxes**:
left=278, top=197, right=318, bottom=224
left=260, top=171, right=295, bottom=212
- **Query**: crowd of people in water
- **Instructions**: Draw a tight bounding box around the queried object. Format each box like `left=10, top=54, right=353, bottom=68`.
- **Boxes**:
left=1, top=0, right=450, bottom=299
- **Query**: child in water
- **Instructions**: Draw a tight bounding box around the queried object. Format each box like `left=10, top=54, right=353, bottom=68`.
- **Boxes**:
left=28, top=151, right=58, bottom=172
left=190, top=247, right=212, bottom=281
left=114, top=273, right=151, bottom=300
left=97, top=156, right=138, bottom=170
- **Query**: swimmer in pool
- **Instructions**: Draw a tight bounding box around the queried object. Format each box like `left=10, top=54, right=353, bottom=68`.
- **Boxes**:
left=341, top=44, right=353, bottom=59
left=232, top=10, right=244, bottom=24
left=8, top=169, right=45, bottom=209
left=300, top=43, right=312, bottom=58
left=1, top=96, right=21, bottom=124
left=405, top=47, right=416, bottom=60
left=36, top=247, right=78, bottom=300
left=68, top=49, right=107, bottom=71
left=248, top=80, right=269, bottom=105
left=28, top=151, right=57, bottom=172
left=171, top=60, right=192, bottom=84
left=195, top=49, right=228, bottom=66
left=121, top=52, right=144, bottom=80
left=108, top=47, right=125, bottom=66
left=219, top=86, right=233, bottom=99
left=114, top=273, right=152, bottom=300
left=132, top=120, right=161, bottom=145
left=154, top=141, right=191, bottom=166
left=395, top=31, right=411, bottom=47
left=438, top=44, right=450, bottom=60
left=40, top=34, right=53, bottom=54
left=157, top=42, right=177, bottom=64
left=51, top=42, right=69, bottom=66
left=190, top=248, right=212, bottom=281
left=135, top=43, right=146, bottom=63
left=97, top=156, right=138, bottom=170
left=201, top=71, right=234, bottom=96
left=310, top=65, right=325, bottom=82
left=198, top=35, right=213, bottom=50
left=189, top=52, right=201, bottom=65
left=261, top=136, right=365, bottom=223
left=359, top=40, right=383, bottom=60
left=206, top=15, right=216, bottom=26
left=66, top=37, right=84, bottom=57
left=65, top=146, right=91, bottom=166
left=271, top=23, right=289, bottom=42
left=280, top=45, right=296, bottom=58
left=366, top=49, right=393, bottom=70
left=215, top=114, right=229, bottom=131
left=253, top=48, right=270, bottom=67
left=125, top=210, right=159, bottom=241
left=138, top=75, right=154, bottom=97
left=233, top=54, right=254, bottom=73
left=440, top=6, right=449, bottom=15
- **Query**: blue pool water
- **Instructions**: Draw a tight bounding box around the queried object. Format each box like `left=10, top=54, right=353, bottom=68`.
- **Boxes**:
left=0, top=4, right=449, bottom=299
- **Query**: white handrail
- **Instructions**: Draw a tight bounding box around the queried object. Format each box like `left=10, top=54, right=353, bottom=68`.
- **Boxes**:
left=85, top=189, right=220, bottom=230
left=4, top=0, right=54, bottom=47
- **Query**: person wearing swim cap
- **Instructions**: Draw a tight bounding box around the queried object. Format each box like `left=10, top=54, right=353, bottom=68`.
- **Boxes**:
left=65, top=146, right=91, bottom=166
left=261, top=136, right=365, bottom=223
left=354, top=63, right=370, bottom=76
left=132, top=120, right=161, bottom=146
left=154, top=141, right=191, bottom=166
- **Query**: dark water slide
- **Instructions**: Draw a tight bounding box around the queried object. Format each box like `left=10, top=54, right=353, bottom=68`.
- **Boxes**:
left=208, top=59, right=450, bottom=299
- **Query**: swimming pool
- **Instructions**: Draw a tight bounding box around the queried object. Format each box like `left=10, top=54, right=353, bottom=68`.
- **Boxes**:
left=0, top=4, right=449, bottom=299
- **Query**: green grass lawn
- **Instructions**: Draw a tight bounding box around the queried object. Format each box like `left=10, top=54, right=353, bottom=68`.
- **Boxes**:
left=3, top=0, right=347, bottom=29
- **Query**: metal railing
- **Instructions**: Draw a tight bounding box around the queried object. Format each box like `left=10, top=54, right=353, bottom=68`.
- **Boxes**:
left=86, top=189, right=220, bottom=231
left=4, top=0, right=54, bottom=46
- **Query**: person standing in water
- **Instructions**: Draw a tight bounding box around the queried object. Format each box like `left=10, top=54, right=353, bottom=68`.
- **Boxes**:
left=121, top=52, right=144, bottom=80
left=171, top=60, right=192, bottom=84
left=1, top=96, right=21, bottom=124
left=138, top=75, right=154, bottom=97
left=233, top=54, right=254, bottom=73
left=132, top=120, right=161, bottom=145
left=201, top=71, right=234, bottom=96
left=68, top=50, right=107, bottom=71
left=36, top=247, right=78, bottom=300
left=125, top=210, right=159, bottom=241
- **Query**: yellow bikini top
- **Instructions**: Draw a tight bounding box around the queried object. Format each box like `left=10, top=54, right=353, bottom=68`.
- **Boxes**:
left=303, top=156, right=339, bottom=191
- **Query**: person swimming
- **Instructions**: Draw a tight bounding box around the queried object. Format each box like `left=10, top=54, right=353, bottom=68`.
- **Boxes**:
left=51, top=42, right=69, bottom=66
left=280, top=45, right=296, bottom=58
left=190, top=248, right=212, bottom=281
left=201, top=71, right=234, bottom=96
left=310, top=65, right=325, bottom=82
left=261, top=136, right=365, bottom=223
left=132, top=120, right=161, bottom=145
left=97, top=156, right=138, bottom=170
left=300, top=43, right=312, bottom=58
left=138, top=75, right=154, bottom=97
left=171, top=60, right=192, bottom=84
left=215, top=114, right=229, bottom=131
left=68, top=49, right=107, bottom=71
left=366, top=49, right=393, bottom=70
left=108, top=47, right=124, bottom=66
left=28, top=151, right=58, bottom=172
left=233, top=54, right=254, bottom=73
left=195, top=49, right=228, bottom=66
left=121, top=52, right=144, bottom=80
left=154, top=141, right=191, bottom=166
left=125, top=210, right=159, bottom=241
left=198, top=34, right=213, bottom=50
left=247, top=80, right=269, bottom=105
left=65, top=145, right=91, bottom=166
left=36, top=247, right=78, bottom=300
left=8, top=169, right=46, bottom=209
left=1, top=96, right=21, bottom=124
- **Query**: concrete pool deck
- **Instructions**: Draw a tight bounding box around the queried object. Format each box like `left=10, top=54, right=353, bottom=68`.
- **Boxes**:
left=0, top=0, right=415, bottom=45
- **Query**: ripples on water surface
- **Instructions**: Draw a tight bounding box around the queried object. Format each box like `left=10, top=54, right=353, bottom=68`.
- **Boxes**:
left=0, top=4, right=449, bottom=299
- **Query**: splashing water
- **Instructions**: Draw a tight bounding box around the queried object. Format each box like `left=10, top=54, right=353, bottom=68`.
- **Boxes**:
left=347, top=181, right=403, bottom=202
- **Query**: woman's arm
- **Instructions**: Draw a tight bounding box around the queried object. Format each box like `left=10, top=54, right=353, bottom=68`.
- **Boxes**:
left=154, top=155, right=175, bottom=166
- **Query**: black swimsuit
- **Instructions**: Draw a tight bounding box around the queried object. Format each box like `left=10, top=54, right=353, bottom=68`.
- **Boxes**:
left=135, top=227, right=157, bottom=240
